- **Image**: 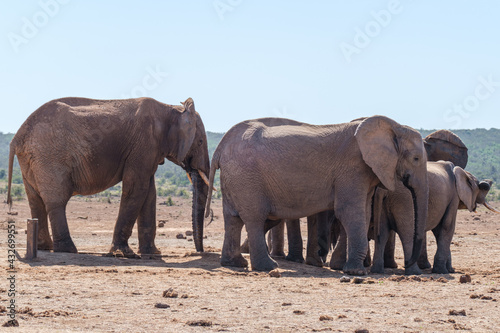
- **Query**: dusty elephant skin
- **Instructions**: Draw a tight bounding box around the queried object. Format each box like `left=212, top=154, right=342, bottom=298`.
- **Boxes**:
left=7, top=97, right=210, bottom=256
left=205, top=116, right=429, bottom=275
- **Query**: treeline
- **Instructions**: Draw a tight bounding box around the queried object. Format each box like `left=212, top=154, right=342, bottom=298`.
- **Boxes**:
left=0, top=128, right=499, bottom=201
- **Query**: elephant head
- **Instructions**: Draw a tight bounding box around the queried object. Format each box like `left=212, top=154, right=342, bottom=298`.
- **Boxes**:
left=424, top=130, right=468, bottom=168
left=355, top=116, right=429, bottom=268
left=164, top=98, right=210, bottom=252
left=454, top=167, right=499, bottom=215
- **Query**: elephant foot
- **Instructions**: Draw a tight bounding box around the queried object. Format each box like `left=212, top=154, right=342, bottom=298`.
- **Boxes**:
left=343, top=261, right=367, bottom=276
left=53, top=239, right=77, bottom=253
left=270, top=251, right=286, bottom=258
left=138, top=244, right=161, bottom=255
left=418, top=259, right=432, bottom=269
left=286, top=253, right=305, bottom=264
left=384, top=260, right=398, bottom=269
left=329, top=259, right=345, bottom=271
left=404, top=264, right=422, bottom=275
left=363, top=255, right=371, bottom=267
left=251, top=257, right=278, bottom=271
left=305, top=256, right=324, bottom=267
left=447, top=266, right=455, bottom=273
left=370, top=263, right=385, bottom=274
left=221, top=254, right=248, bottom=268
left=38, top=238, right=54, bottom=251
left=108, top=244, right=139, bottom=258
left=431, top=265, right=449, bottom=274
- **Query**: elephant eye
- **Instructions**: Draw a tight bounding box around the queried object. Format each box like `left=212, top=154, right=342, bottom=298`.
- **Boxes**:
left=414, top=157, right=420, bottom=162
left=198, top=139, right=203, bottom=146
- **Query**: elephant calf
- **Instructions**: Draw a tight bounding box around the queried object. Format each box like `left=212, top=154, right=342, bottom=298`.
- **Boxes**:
left=372, top=161, right=498, bottom=274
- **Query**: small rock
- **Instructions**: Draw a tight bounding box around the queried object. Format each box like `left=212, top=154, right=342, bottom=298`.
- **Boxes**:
left=282, top=302, right=292, bottom=306
left=0, top=306, right=6, bottom=313
left=269, top=269, right=281, bottom=278
left=480, top=295, right=493, bottom=300
left=293, top=310, right=305, bottom=315
left=187, top=238, right=193, bottom=242
left=185, top=230, right=193, bottom=236
left=453, top=323, right=468, bottom=330
left=414, top=317, right=423, bottom=322
left=319, top=315, right=333, bottom=321
left=351, top=277, right=365, bottom=284
left=163, top=288, right=178, bottom=298
left=181, top=294, right=189, bottom=299
left=158, top=222, right=165, bottom=228
left=176, top=233, right=186, bottom=239
left=459, top=274, right=472, bottom=283
left=154, top=303, right=170, bottom=309
left=470, top=294, right=481, bottom=299
left=340, top=276, right=351, bottom=283
left=449, top=309, right=466, bottom=316
left=186, top=320, right=212, bottom=327
left=2, top=320, right=19, bottom=327
left=436, top=277, right=448, bottom=283
left=338, top=314, right=347, bottom=319
left=355, top=329, right=369, bottom=333
left=473, top=217, right=481, bottom=221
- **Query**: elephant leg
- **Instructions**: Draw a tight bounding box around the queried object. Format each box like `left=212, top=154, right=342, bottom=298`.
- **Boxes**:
left=371, top=221, right=390, bottom=274
left=109, top=172, right=150, bottom=257
left=305, top=214, right=323, bottom=267
left=46, top=202, right=77, bottom=253
left=383, top=230, right=398, bottom=268
left=221, top=205, right=248, bottom=268
left=432, top=212, right=456, bottom=274
left=24, top=180, right=52, bottom=250
left=137, top=176, right=160, bottom=256
left=364, top=241, right=372, bottom=267
left=240, top=237, right=250, bottom=254
left=268, top=220, right=286, bottom=258
left=417, top=232, right=431, bottom=269
left=285, top=219, right=304, bottom=263
left=397, top=228, right=422, bottom=275
left=245, top=214, right=278, bottom=271
left=330, top=223, right=347, bottom=270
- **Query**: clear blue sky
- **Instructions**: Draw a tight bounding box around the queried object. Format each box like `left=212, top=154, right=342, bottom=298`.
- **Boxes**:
left=1, top=1, right=499, bottom=134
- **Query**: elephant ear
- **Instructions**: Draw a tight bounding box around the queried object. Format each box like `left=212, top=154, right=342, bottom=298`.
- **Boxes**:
left=175, top=98, right=197, bottom=163
left=355, top=116, right=399, bottom=191
left=453, top=166, right=477, bottom=212
left=424, top=130, right=468, bottom=168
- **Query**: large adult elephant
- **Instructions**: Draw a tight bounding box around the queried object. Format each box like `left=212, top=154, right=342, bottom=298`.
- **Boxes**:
left=205, top=116, right=429, bottom=275
left=7, top=97, right=210, bottom=256
left=372, top=162, right=498, bottom=274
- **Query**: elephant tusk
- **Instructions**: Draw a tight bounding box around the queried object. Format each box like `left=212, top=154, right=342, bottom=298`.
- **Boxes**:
left=198, top=170, right=217, bottom=191
left=483, top=202, right=500, bottom=215
left=186, top=172, right=193, bottom=185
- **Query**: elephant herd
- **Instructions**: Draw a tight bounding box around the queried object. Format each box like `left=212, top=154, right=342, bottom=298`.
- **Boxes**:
left=7, top=97, right=499, bottom=276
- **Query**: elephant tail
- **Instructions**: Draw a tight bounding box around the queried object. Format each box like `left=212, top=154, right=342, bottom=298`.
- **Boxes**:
left=6, top=142, right=16, bottom=211
left=204, top=150, right=220, bottom=218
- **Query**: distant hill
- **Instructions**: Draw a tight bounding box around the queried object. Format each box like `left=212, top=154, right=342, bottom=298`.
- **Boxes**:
left=0, top=128, right=498, bottom=192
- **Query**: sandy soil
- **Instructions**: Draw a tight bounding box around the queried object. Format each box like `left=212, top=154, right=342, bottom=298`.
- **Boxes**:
left=1, top=196, right=499, bottom=332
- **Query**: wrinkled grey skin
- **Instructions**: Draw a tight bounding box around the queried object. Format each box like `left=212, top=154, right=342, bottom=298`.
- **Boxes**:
left=372, top=162, right=493, bottom=274
left=7, top=97, right=210, bottom=256
left=205, top=116, right=428, bottom=275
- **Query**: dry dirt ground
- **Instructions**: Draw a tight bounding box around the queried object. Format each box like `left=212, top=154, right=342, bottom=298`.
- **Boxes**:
left=1, top=196, right=499, bottom=332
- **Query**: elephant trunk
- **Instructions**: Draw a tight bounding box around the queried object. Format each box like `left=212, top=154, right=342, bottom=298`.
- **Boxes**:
left=191, top=171, right=208, bottom=252
left=404, top=178, right=428, bottom=268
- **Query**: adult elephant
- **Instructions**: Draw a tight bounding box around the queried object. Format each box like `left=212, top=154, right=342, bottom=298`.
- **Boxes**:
left=205, top=116, right=429, bottom=275
left=372, top=162, right=498, bottom=274
left=7, top=97, right=210, bottom=256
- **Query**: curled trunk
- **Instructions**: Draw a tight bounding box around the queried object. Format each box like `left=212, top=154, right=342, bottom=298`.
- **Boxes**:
left=404, top=184, right=428, bottom=268
left=191, top=171, right=208, bottom=252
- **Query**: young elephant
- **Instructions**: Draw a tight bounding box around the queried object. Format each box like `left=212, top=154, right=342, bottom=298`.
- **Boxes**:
left=205, top=116, right=429, bottom=275
left=372, top=161, right=498, bottom=274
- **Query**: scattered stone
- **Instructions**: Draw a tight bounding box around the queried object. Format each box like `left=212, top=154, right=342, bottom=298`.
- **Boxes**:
left=293, top=310, right=305, bottom=315
left=187, top=238, right=193, bottom=242
left=447, top=319, right=456, bottom=323
left=470, top=294, right=480, bottom=299
left=459, top=274, right=471, bottom=283
left=319, top=315, right=333, bottom=321
left=338, top=314, right=347, bottom=319
left=0, top=306, right=6, bottom=313
left=449, top=309, right=466, bottom=316
left=436, top=277, right=448, bottom=283
left=185, top=230, right=193, bottom=236
left=163, top=288, right=178, bottom=298
left=176, top=233, right=186, bottom=239
left=7, top=212, right=18, bottom=216
left=364, top=278, right=376, bottom=284
left=480, top=295, right=493, bottom=300
left=473, top=217, right=481, bottom=221
left=453, top=323, right=469, bottom=330
left=282, top=302, right=292, bottom=306
left=355, top=329, right=369, bottom=333
left=351, top=277, right=364, bottom=284
left=181, top=294, right=189, bottom=299
left=340, top=276, right=351, bottom=283
left=2, top=319, right=19, bottom=327
left=414, top=317, right=423, bottom=322
left=186, top=320, right=212, bottom=327
left=158, top=221, right=165, bottom=228
left=409, top=276, right=421, bottom=282
left=269, top=269, right=281, bottom=278
left=154, top=303, right=170, bottom=309
left=77, top=216, right=88, bottom=220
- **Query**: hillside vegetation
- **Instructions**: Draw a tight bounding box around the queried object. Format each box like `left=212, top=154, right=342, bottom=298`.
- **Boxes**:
left=1, top=128, right=499, bottom=202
